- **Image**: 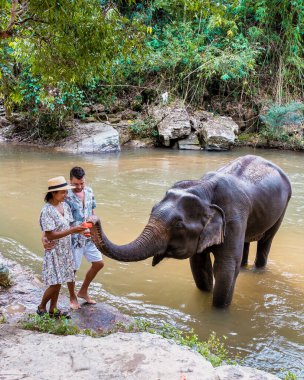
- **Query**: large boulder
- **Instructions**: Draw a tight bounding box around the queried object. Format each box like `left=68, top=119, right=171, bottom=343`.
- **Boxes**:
left=0, top=116, right=11, bottom=128
left=56, top=122, right=120, bottom=154
left=195, top=114, right=239, bottom=151
left=150, top=103, right=191, bottom=147
left=178, top=132, right=201, bottom=150
left=0, top=326, right=217, bottom=380
left=0, top=325, right=281, bottom=380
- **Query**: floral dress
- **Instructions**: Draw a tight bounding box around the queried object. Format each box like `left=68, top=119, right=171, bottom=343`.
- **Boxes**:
left=39, top=202, right=75, bottom=285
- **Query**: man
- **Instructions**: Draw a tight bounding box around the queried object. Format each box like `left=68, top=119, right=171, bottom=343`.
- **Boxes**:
left=43, top=166, right=104, bottom=309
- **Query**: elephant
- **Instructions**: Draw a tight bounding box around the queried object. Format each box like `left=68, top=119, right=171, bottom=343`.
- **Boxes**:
left=89, top=155, right=292, bottom=308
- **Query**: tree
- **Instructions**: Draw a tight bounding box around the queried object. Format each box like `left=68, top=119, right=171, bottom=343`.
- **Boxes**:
left=0, top=0, right=145, bottom=83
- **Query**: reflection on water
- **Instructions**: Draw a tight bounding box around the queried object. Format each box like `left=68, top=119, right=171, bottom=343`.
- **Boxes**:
left=0, top=144, right=303, bottom=377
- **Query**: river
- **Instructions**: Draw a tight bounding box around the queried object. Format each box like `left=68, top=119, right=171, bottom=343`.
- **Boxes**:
left=0, top=144, right=303, bottom=378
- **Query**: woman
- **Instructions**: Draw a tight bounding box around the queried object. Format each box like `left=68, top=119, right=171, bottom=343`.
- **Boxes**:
left=38, top=176, right=87, bottom=318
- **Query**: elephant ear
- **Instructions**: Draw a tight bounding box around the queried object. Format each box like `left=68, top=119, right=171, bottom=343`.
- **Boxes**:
left=197, top=204, right=226, bottom=253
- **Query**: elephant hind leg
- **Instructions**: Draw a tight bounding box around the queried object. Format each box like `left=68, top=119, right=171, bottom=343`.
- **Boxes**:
left=190, top=251, right=213, bottom=292
left=241, top=242, right=250, bottom=267
left=255, top=211, right=286, bottom=268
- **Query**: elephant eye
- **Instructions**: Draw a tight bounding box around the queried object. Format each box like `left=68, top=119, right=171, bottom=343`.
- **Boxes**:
left=174, top=220, right=185, bottom=229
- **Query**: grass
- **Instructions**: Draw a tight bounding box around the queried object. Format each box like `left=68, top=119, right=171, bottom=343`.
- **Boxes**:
left=21, top=313, right=84, bottom=336
left=131, top=319, right=237, bottom=367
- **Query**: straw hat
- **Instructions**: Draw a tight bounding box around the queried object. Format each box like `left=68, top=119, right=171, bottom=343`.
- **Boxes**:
left=47, top=176, right=75, bottom=192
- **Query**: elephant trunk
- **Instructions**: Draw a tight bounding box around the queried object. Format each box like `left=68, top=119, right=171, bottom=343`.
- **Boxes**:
left=89, top=215, right=167, bottom=262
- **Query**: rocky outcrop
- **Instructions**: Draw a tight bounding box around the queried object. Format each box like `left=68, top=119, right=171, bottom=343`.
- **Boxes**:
left=178, top=132, right=201, bottom=150
left=0, top=116, right=10, bottom=128
left=0, top=325, right=280, bottom=380
left=197, top=115, right=239, bottom=151
left=149, top=104, right=239, bottom=151
left=150, top=102, right=191, bottom=146
left=0, top=326, right=217, bottom=380
left=56, top=122, right=120, bottom=154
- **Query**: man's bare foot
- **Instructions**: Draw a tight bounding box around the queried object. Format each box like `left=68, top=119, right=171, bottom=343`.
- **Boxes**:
left=70, top=297, right=81, bottom=310
left=77, top=292, right=97, bottom=304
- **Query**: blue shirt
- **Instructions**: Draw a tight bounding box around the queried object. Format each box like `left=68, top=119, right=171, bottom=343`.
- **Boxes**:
left=65, top=186, right=96, bottom=249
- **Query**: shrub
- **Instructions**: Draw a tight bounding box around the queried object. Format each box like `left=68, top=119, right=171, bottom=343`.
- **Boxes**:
left=129, top=117, right=159, bottom=140
left=260, top=102, right=304, bottom=144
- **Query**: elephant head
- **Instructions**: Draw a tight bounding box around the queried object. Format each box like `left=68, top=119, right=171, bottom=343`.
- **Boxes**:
left=89, top=183, right=226, bottom=266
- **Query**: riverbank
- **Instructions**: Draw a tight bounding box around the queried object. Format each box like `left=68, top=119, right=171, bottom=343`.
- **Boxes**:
left=1, top=100, right=304, bottom=153
left=0, top=252, right=282, bottom=380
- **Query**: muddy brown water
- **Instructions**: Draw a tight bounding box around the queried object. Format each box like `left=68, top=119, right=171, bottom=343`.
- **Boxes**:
left=0, top=144, right=303, bottom=378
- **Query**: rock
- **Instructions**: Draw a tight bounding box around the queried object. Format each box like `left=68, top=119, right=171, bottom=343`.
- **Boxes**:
left=0, top=326, right=217, bottom=380
left=110, top=99, right=129, bottom=114
left=115, top=124, right=132, bottom=145
left=83, top=116, right=96, bottom=123
left=198, top=116, right=239, bottom=151
left=123, top=139, right=153, bottom=149
left=6, top=113, right=24, bottom=126
left=150, top=103, right=191, bottom=147
left=215, top=365, right=279, bottom=379
left=121, top=109, right=138, bottom=120
left=0, top=102, right=5, bottom=117
left=190, top=110, right=214, bottom=131
left=56, top=122, right=120, bottom=154
left=178, top=133, right=201, bottom=150
left=107, top=115, right=121, bottom=124
left=0, top=325, right=281, bottom=380
left=0, top=116, right=11, bottom=128
left=0, top=264, right=11, bottom=287
left=81, top=106, right=92, bottom=116
left=92, top=104, right=105, bottom=113
left=94, top=112, right=108, bottom=121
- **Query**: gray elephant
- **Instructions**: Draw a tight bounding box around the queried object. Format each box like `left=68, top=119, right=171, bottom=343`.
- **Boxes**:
left=90, top=155, right=292, bottom=308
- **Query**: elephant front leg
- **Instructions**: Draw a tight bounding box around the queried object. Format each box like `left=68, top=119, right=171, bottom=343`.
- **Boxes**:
left=212, top=243, right=244, bottom=307
left=190, top=251, right=213, bottom=292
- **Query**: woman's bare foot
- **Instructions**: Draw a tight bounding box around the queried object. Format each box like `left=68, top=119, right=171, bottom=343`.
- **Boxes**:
left=70, top=297, right=81, bottom=310
left=77, top=291, right=96, bottom=304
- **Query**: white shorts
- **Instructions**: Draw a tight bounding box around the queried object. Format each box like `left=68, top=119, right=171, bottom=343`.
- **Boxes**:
left=73, top=240, right=103, bottom=270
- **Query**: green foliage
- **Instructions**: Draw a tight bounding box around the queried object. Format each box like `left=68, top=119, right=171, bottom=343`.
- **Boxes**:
left=129, top=117, right=158, bottom=139
left=283, top=371, right=298, bottom=380
left=21, top=313, right=80, bottom=335
left=121, top=1, right=262, bottom=104
left=259, top=102, right=304, bottom=146
left=21, top=81, right=84, bottom=140
left=0, top=1, right=146, bottom=84
left=133, top=318, right=238, bottom=367
left=260, top=102, right=304, bottom=128
left=0, top=263, right=12, bottom=287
